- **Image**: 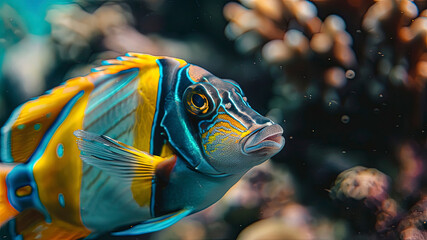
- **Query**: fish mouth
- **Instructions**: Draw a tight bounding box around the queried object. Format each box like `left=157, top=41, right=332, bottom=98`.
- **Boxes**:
left=242, top=124, right=285, bottom=155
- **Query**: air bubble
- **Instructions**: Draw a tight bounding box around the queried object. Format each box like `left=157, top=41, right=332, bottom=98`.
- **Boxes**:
left=345, top=70, right=355, bottom=79
left=341, top=115, right=350, bottom=124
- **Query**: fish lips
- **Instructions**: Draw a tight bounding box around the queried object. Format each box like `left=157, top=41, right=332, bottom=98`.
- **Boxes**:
left=241, top=124, right=285, bottom=156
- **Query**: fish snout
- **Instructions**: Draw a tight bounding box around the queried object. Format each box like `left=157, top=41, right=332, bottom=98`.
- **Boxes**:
left=241, top=124, right=285, bottom=156
left=252, top=114, right=272, bottom=126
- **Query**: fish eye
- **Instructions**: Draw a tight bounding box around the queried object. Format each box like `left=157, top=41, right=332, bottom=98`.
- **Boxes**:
left=188, top=92, right=209, bottom=115
left=183, top=84, right=217, bottom=117
left=185, top=91, right=210, bottom=116
left=192, top=93, right=207, bottom=108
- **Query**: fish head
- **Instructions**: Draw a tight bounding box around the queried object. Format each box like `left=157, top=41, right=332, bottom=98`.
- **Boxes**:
left=181, top=70, right=285, bottom=174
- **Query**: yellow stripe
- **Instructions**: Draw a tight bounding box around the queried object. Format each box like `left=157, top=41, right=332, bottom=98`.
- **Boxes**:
left=133, top=57, right=162, bottom=151
left=30, top=77, right=94, bottom=238
left=0, top=164, right=19, bottom=225
left=130, top=55, right=186, bottom=206
left=9, top=79, right=89, bottom=163
left=8, top=54, right=188, bottom=238
left=92, top=54, right=188, bottom=208
left=16, top=209, right=90, bottom=240
left=201, top=112, right=251, bottom=155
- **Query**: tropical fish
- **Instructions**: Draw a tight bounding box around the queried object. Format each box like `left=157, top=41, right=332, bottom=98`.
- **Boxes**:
left=0, top=53, right=285, bottom=239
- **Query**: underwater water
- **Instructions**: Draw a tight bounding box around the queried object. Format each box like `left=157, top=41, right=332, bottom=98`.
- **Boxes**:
left=0, top=0, right=426, bottom=239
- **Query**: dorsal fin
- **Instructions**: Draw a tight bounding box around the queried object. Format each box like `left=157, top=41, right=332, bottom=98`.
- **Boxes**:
left=1, top=53, right=186, bottom=164
left=88, top=53, right=187, bottom=87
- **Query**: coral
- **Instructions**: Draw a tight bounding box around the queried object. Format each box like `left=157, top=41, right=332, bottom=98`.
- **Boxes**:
left=0, top=0, right=425, bottom=239
left=224, top=0, right=356, bottom=92
left=236, top=216, right=315, bottom=240
left=224, top=0, right=426, bottom=238
left=330, top=166, right=389, bottom=203
left=361, top=0, right=427, bottom=93
left=330, top=166, right=400, bottom=233
left=224, top=0, right=426, bottom=123
left=46, top=3, right=134, bottom=61
left=398, top=196, right=427, bottom=239
left=396, top=142, right=425, bottom=197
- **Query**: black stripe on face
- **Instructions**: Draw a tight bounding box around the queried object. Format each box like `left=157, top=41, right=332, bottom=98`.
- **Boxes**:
left=150, top=58, right=184, bottom=155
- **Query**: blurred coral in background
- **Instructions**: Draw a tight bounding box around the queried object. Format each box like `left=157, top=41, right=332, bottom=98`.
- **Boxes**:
left=224, top=0, right=426, bottom=239
left=1, top=0, right=426, bottom=239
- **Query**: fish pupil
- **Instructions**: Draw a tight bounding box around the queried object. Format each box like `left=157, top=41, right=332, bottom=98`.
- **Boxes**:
left=192, top=94, right=205, bottom=108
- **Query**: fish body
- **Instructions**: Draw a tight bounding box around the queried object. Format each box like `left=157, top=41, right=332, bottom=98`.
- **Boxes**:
left=0, top=53, right=285, bottom=239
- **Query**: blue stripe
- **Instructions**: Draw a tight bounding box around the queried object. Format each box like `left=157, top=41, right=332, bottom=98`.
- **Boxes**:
left=112, top=209, right=192, bottom=236
left=8, top=219, right=18, bottom=240
left=224, top=80, right=253, bottom=109
left=32, top=91, right=84, bottom=160
left=203, top=127, right=237, bottom=143
left=7, top=91, right=84, bottom=223
left=150, top=178, right=156, bottom=217
left=223, top=80, right=244, bottom=96
left=185, top=67, right=196, bottom=84
left=150, top=60, right=164, bottom=154
left=235, top=91, right=250, bottom=107
left=174, top=65, right=190, bottom=102
left=198, top=110, right=220, bottom=133
left=221, top=108, right=248, bottom=129
left=198, top=105, right=247, bottom=135
left=86, top=88, right=136, bottom=132
left=201, top=117, right=245, bottom=135
left=85, top=70, right=138, bottom=113
left=30, top=91, right=84, bottom=222
left=196, top=86, right=224, bottom=133
left=226, top=96, right=250, bottom=127
left=201, top=82, right=221, bottom=115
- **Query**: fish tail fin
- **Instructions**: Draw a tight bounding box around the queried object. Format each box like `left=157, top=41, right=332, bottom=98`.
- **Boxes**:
left=0, top=164, right=19, bottom=226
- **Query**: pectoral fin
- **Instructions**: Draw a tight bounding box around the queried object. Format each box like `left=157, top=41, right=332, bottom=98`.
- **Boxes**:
left=112, top=208, right=193, bottom=236
left=74, top=130, right=175, bottom=181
